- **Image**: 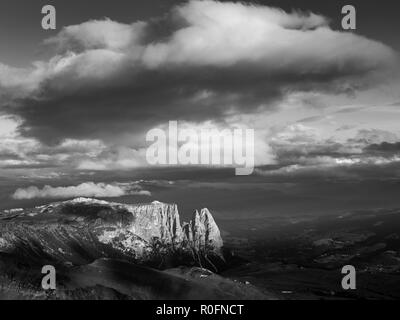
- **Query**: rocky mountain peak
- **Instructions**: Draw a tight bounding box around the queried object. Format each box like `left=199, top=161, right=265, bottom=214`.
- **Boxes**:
left=0, top=198, right=225, bottom=271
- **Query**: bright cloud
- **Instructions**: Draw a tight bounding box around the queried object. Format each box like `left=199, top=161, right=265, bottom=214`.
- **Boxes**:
left=12, top=182, right=151, bottom=200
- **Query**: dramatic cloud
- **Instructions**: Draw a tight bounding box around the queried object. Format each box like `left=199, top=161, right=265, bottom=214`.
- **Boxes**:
left=0, top=0, right=397, bottom=144
left=12, top=181, right=151, bottom=200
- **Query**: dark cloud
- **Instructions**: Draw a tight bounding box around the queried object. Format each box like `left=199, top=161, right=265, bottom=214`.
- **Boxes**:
left=365, top=142, right=400, bottom=154
left=0, top=0, right=396, bottom=144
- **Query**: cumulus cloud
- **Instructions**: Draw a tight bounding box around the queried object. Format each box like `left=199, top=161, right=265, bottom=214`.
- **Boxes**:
left=12, top=182, right=151, bottom=200
left=141, top=1, right=393, bottom=70
left=0, top=0, right=397, bottom=144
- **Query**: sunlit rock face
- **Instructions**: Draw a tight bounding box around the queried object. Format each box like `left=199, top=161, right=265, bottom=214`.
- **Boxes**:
left=0, top=198, right=224, bottom=271
left=183, top=209, right=224, bottom=256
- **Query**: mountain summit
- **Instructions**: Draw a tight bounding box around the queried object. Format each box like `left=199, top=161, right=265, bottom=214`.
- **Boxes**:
left=0, top=198, right=224, bottom=271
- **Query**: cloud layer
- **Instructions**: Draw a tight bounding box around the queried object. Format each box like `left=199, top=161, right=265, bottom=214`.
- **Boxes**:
left=256, top=125, right=400, bottom=180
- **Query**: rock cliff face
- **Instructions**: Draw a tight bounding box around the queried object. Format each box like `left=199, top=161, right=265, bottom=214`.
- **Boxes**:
left=183, top=209, right=224, bottom=254
left=0, top=198, right=224, bottom=271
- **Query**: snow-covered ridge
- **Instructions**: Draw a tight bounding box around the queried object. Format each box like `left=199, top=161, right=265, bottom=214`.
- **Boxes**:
left=37, top=197, right=176, bottom=211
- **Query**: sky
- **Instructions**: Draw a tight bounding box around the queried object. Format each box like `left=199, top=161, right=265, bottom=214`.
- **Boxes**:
left=0, top=0, right=399, bottom=218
